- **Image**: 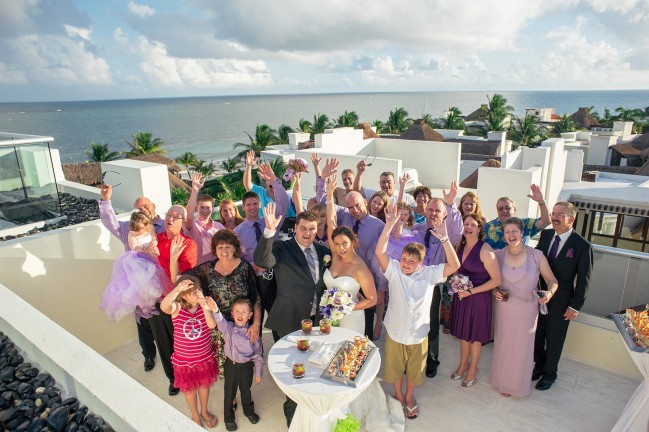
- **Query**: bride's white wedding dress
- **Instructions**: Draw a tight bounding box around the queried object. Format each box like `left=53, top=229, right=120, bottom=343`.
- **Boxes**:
left=322, top=269, right=366, bottom=334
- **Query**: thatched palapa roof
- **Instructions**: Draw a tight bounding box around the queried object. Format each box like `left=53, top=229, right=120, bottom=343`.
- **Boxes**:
left=356, top=122, right=380, bottom=139
left=62, top=163, right=102, bottom=185
left=127, top=153, right=181, bottom=173
left=635, top=160, right=649, bottom=176
left=399, top=119, right=446, bottom=142
left=611, top=133, right=649, bottom=158
left=569, top=107, right=600, bottom=130
left=459, top=159, right=501, bottom=189
left=464, top=105, right=488, bottom=122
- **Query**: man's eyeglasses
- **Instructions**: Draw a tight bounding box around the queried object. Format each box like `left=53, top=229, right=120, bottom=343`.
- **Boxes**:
left=101, top=171, right=121, bottom=188
left=165, top=213, right=184, bottom=221
left=363, top=155, right=376, bottom=167
left=497, top=206, right=512, bottom=211
left=550, top=212, right=567, bottom=218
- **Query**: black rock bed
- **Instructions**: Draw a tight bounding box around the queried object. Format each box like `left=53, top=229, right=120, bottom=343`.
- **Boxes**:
left=0, top=193, right=100, bottom=242
left=0, top=332, right=114, bottom=432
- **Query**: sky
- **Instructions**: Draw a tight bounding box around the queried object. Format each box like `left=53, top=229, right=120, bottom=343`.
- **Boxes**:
left=1, top=0, right=649, bottom=102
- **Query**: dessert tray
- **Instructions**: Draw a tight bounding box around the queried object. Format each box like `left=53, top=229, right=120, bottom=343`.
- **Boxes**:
left=611, top=307, right=649, bottom=353
left=319, top=340, right=378, bottom=386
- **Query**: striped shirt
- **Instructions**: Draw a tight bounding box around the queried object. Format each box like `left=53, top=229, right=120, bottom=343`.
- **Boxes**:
left=171, top=307, right=215, bottom=367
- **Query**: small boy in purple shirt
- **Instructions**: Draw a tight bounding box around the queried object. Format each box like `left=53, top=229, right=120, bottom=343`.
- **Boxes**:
left=213, top=297, right=263, bottom=431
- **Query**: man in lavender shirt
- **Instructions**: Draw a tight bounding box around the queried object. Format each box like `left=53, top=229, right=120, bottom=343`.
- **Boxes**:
left=411, top=182, right=463, bottom=378
left=234, top=162, right=289, bottom=312
left=316, top=159, right=387, bottom=338
left=183, top=173, right=225, bottom=265
left=98, top=184, right=162, bottom=373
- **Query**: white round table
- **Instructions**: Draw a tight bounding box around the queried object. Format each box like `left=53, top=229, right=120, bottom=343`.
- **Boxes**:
left=267, top=327, right=381, bottom=432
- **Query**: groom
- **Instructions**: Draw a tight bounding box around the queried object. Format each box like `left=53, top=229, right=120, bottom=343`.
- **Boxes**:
left=254, top=203, right=330, bottom=426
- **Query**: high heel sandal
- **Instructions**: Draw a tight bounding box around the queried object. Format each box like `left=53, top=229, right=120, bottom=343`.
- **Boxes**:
left=462, top=368, right=479, bottom=387
left=451, top=369, right=467, bottom=380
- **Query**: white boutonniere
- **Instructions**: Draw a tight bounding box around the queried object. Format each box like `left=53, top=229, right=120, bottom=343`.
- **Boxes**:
left=322, top=254, right=331, bottom=269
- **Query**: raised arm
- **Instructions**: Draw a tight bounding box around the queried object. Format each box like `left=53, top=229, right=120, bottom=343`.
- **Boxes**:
left=397, top=173, right=410, bottom=206
left=528, top=184, right=550, bottom=230
left=258, top=162, right=290, bottom=219
left=168, top=236, right=186, bottom=282
left=160, top=279, right=192, bottom=317
left=243, top=150, right=257, bottom=192
left=292, top=172, right=304, bottom=214
left=316, top=157, right=339, bottom=203
left=197, top=291, right=217, bottom=329
left=185, top=173, right=204, bottom=230
left=325, top=174, right=338, bottom=250
left=376, top=204, right=399, bottom=272
left=353, top=160, right=366, bottom=192
left=98, top=185, right=127, bottom=241
left=253, top=203, right=283, bottom=269
left=310, top=153, right=323, bottom=178
left=426, top=216, right=461, bottom=278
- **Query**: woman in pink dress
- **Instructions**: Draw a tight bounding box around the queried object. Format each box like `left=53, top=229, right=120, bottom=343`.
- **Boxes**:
left=491, top=217, right=557, bottom=397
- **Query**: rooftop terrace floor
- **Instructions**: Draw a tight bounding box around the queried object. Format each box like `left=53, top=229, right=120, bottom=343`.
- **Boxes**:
left=105, top=328, right=640, bottom=432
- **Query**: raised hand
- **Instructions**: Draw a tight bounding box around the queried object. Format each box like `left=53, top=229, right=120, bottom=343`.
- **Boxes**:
left=245, top=150, right=258, bottom=167
left=527, top=184, right=545, bottom=204
left=442, top=181, right=458, bottom=205
left=356, top=159, right=367, bottom=174
left=257, top=162, right=277, bottom=183
left=174, top=278, right=193, bottom=293
left=399, top=172, right=411, bottom=189
left=428, top=217, right=448, bottom=239
left=170, top=235, right=186, bottom=260
left=196, top=290, right=207, bottom=307
left=205, top=296, right=219, bottom=313
left=100, top=184, right=112, bottom=201
left=191, top=173, right=205, bottom=192
left=310, top=153, right=322, bottom=167
left=384, top=204, right=400, bottom=227
left=263, top=202, right=283, bottom=231
left=321, top=158, right=340, bottom=179
left=325, top=174, right=337, bottom=199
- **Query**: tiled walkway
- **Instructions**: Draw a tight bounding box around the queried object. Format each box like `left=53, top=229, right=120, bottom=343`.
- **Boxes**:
left=105, top=329, right=640, bottom=431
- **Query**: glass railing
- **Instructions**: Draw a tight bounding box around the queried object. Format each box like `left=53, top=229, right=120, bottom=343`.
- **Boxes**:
left=582, top=245, right=649, bottom=318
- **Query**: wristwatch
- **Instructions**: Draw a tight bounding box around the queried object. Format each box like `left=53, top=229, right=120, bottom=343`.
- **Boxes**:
left=467, top=289, right=473, bottom=295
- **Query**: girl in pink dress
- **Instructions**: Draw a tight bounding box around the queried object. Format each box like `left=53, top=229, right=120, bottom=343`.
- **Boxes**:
left=161, top=276, right=219, bottom=428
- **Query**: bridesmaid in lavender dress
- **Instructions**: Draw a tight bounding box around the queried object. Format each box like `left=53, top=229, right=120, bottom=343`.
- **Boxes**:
left=491, top=217, right=558, bottom=397
left=449, top=214, right=502, bottom=387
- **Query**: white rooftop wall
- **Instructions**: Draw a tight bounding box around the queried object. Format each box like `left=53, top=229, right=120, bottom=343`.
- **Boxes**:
left=565, top=150, right=584, bottom=182
left=587, top=135, right=617, bottom=165
left=477, top=166, right=543, bottom=221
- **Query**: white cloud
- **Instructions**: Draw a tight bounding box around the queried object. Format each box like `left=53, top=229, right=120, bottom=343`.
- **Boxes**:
left=128, top=2, right=155, bottom=18
left=117, top=34, right=272, bottom=88
left=0, top=62, right=27, bottom=85
left=64, top=25, right=92, bottom=41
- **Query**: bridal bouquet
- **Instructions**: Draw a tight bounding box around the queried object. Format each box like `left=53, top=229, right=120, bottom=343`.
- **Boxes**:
left=448, top=274, right=473, bottom=300
left=319, top=287, right=355, bottom=326
left=282, top=158, right=309, bottom=182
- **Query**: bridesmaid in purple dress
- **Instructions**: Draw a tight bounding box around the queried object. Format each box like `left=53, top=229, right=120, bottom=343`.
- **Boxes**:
left=449, top=214, right=502, bottom=387
left=491, top=217, right=557, bottom=397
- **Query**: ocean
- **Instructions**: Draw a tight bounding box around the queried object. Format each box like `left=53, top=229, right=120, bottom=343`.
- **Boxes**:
left=0, top=90, right=647, bottom=164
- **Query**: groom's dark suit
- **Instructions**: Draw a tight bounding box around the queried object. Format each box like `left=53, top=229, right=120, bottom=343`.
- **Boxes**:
left=254, top=234, right=330, bottom=338
left=534, top=229, right=593, bottom=382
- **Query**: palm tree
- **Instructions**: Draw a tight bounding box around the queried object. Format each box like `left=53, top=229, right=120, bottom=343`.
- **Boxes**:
left=444, top=107, right=465, bottom=130
left=125, top=132, right=165, bottom=156
left=551, top=114, right=577, bottom=136
left=614, top=107, right=644, bottom=122
left=298, top=118, right=312, bottom=133
left=85, top=142, right=120, bottom=162
left=220, top=157, right=239, bottom=174
left=483, top=94, right=514, bottom=133
left=175, top=151, right=198, bottom=178
left=309, top=113, right=332, bottom=139
left=508, top=114, right=547, bottom=147
left=193, top=160, right=216, bottom=178
left=371, top=120, right=386, bottom=134
left=421, top=114, right=442, bottom=129
left=599, top=108, right=615, bottom=127
left=385, top=107, right=412, bottom=134
left=333, top=111, right=359, bottom=128
left=233, top=124, right=279, bottom=158
left=587, top=106, right=600, bottom=120
left=278, top=124, right=294, bottom=144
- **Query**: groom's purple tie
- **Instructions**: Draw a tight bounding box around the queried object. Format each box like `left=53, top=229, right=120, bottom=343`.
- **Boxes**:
left=548, top=235, right=561, bottom=264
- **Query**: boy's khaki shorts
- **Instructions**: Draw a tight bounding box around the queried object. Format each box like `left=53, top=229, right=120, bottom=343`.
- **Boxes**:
left=383, top=334, right=428, bottom=386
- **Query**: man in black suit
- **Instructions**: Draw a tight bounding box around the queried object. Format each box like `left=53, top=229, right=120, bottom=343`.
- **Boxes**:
left=534, top=201, right=593, bottom=391
left=254, top=203, right=330, bottom=426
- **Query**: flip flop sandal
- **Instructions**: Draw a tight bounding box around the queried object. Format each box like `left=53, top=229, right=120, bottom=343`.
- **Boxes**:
left=405, top=402, right=419, bottom=419
left=201, top=413, right=218, bottom=428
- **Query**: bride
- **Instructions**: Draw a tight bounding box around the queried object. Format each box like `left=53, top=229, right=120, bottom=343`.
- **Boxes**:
left=323, top=175, right=377, bottom=333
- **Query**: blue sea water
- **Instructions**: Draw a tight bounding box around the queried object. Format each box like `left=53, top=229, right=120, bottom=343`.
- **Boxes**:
left=0, top=90, right=647, bottom=163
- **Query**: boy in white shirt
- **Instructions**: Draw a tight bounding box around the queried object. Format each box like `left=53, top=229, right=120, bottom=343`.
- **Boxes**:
left=375, top=205, right=460, bottom=419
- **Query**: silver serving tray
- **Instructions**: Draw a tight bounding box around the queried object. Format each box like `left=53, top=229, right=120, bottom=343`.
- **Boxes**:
left=320, top=341, right=378, bottom=387
left=610, top=313, right=648, bottom=353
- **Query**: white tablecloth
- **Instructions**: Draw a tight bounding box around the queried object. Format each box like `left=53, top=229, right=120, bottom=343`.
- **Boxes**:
left=611, top=339, right=649, bottom=432
left=268, top=327, right=404, bottom=432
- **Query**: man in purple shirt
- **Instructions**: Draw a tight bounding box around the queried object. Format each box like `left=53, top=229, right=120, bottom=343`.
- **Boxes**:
left=316, top=161, right=387, bottom=338
left=234, top=162, right=289, bottom=313
left=98, top=184, right=163, bottom=373
left=411, top=183, right=463, bottom=378
left=183, top=174, right=225, bottom=265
